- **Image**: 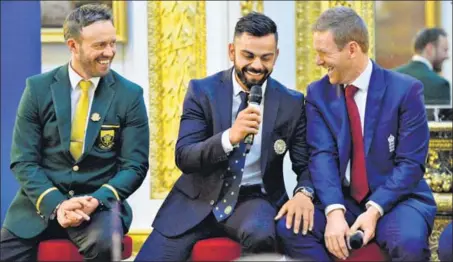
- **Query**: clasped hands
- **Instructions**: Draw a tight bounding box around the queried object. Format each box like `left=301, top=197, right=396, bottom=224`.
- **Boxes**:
left=56, top=196, right=99, bottom=228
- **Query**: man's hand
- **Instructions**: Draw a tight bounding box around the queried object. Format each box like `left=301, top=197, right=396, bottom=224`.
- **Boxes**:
left=79, top=196, right=100, bottom=216
left=325, top=209, right=350, bottom=260
left=56, top=197, right=91, bottom=228
left=229, top=106, right=261, bottom=145
left=348, top=206, right=381, bottom=246
left=275, top=192, right=314, bottom=235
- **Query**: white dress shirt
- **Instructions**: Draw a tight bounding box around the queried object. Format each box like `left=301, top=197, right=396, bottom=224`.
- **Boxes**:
left=325, top=59, right=384, bottom=217
left=221, top=69, right=267, bottom=187
left=68, top=62, right=100, bottom=152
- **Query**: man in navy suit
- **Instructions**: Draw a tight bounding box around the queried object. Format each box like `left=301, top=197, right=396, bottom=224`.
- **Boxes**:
left=136, top=12, right=316, bottom=261
left=277, top=7, right=436, bottom=261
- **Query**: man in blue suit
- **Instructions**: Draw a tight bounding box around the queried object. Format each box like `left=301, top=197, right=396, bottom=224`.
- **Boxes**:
left=136, top=12, right=315, bottom=261
left=277, top=7, right=436, bottom=261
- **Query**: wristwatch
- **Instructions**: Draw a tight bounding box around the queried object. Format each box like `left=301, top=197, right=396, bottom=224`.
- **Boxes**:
left=294, top=186, right=314, bottom=200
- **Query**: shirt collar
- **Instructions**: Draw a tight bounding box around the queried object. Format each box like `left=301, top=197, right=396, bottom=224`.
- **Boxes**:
left=348, top=58, right=373, bottom=92
left=68, top=61, right=101, bottom=91
left=232, top=69, right=267, bottom=98
left=412, top=55, right=433, bottom=70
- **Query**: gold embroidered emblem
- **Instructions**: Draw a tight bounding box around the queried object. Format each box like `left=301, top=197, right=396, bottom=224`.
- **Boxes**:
left=99, top=130, right=115, bottom=149
left=274, top=139, right=286, bottom=155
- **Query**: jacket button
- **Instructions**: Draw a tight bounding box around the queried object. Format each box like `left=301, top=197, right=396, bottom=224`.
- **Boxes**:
left=68, top=190, right=75, bottom=197
left=210, top=200, right=215, bottom=205
left=72, top=165, right=79, bottom=171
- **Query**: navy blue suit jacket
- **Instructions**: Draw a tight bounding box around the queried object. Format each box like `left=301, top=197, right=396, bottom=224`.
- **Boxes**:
left=306, top=61, right=436, bottom=229
left=153, top=68, right=313, bottom=237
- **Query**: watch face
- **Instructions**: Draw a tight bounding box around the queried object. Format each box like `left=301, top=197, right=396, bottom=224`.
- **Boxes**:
left=304, top=187, right=314, bottom=195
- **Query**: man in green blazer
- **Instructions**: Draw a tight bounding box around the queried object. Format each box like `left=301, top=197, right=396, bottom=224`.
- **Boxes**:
left=0, top=4, right=149, bottom=261
left=394, top=28, right=451, bottom=121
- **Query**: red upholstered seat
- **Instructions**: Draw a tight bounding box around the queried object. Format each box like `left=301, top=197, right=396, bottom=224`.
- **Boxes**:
left=37, top=235, right=132, bottom=261
left=191, top=237, right=387, bottom=262
left=192, top=237, right=242, bottom=261
left=337, top=242, right=388, bottom=261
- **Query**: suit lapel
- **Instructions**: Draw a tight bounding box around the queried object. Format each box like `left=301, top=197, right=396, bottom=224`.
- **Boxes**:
left=215, top=68, right=233, bottom=132
left=260, top=78, right=280, bottom=173
left=364, top=62, right=386, bottom=155
left=79, top=72, right=116, bottom=162
left=329, top=84, right=351, bottom=177
left=50, top=65, right=73, bottom=161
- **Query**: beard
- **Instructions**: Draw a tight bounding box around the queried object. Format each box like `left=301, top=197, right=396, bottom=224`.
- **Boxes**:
left=234, top=63, right=271, bottom=90
left=79, top=48, right=112, bottom=78
left=433, top=60, right=443, bottom=73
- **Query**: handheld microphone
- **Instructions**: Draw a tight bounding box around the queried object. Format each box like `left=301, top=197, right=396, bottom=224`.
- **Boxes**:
left=244, top=85, right=262, bottom=154
left=347, top=230, right=364, bottom=250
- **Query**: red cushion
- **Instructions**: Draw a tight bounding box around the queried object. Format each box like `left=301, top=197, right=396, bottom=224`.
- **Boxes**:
left=339, top=242, right=388, bottom=262
left=192, top=238, right=387, bottom=262
left=37, top=235, right=132, bottom=261
left=192, top=237, right=242, bottom=261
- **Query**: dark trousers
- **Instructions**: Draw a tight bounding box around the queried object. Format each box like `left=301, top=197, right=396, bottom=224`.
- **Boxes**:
left=277, top=194, right=431, bottom=261
left=135, top=186, right=278, bottom=261
left=0, top=209, right=123, bottom=262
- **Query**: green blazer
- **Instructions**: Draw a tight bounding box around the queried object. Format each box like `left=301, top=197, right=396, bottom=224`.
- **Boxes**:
left=394, top=60, right=451, bottom=105
left=3, top=64, right=149, bottom=238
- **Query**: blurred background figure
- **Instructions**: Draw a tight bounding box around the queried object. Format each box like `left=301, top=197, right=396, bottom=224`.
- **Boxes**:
left=395, top=28, right=452, bottom=121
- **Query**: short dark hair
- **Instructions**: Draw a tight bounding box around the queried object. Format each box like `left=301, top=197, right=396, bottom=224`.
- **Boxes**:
left=413, top=28, right=447, bottom=53
left=63, top=4, right=113, bottom=41
left=234, top=12, right=278, bottom=43
left=312, top=6, right=369, bottom=53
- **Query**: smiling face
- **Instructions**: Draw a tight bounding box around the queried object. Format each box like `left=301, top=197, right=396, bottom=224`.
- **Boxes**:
left=229, top=32, right=279, bottom=90
left=313, top=30, right=359, bottom=85
left=67, top=20, right=116, bottom=79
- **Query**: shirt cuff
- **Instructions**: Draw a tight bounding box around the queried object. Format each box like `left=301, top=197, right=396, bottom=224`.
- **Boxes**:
left=221, top=129, right=234, bottom=154
left=366, top=201, right=384, bottom=217
left=325, top=204, right=346, bottom=216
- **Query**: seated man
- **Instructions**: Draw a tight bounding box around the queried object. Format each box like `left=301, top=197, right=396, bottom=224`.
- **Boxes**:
left=277, top=7, right=437, bottom=261
left=438, top=222, right=452, bottom=262
left=136, top=12, right=315, bottom=261
left=0, top=4, right=149, bottom=262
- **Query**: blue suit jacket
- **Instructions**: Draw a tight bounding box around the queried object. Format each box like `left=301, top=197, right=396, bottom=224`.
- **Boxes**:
left=306, top=61, right=436, bottom=229
left=153, top=68, right=313, bottom=237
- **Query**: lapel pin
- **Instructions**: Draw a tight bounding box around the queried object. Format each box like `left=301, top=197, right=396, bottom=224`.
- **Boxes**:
left=91, top=113, right=101, bottom=122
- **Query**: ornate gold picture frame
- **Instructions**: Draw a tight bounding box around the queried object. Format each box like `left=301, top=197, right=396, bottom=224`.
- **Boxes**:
left=40, top=1, right=127, bottom=43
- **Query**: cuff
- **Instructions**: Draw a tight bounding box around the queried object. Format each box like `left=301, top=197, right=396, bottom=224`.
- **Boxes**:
left=102, top=184, right=120, bottom=201
left=366, top=201, right=384, bottom=217
left=325, top=204, right=346, bottom=216
left=36, top=187, right=67, bottom=219
left=221, top=129, right=234, bottom=154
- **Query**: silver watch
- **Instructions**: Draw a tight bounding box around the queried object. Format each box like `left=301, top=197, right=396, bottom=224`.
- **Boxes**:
left=294, top=187, right=314, bottom=200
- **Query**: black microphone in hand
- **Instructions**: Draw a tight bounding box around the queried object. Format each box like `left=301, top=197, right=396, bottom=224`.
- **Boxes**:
left=347, top=230, right=364, bottom=250
left=244, top=85, right=262, bottom=154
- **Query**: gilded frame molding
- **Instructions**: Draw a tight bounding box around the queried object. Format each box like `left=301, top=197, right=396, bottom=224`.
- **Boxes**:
left=41, top=1, right=127, bottom=43
left=240, top=0, right=264, bottom=16
left=295, top=1, right=375, bottom=94
left=147, top=1, right=207, bottom=199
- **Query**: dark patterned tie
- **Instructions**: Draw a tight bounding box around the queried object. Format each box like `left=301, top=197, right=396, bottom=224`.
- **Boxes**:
left=213, top=91, right=248, bottom=222
left=345, top=85, right=369, bottom=203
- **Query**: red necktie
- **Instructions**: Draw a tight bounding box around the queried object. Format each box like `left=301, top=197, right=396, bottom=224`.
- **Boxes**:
left=345, top=85, right=369, bottom=203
